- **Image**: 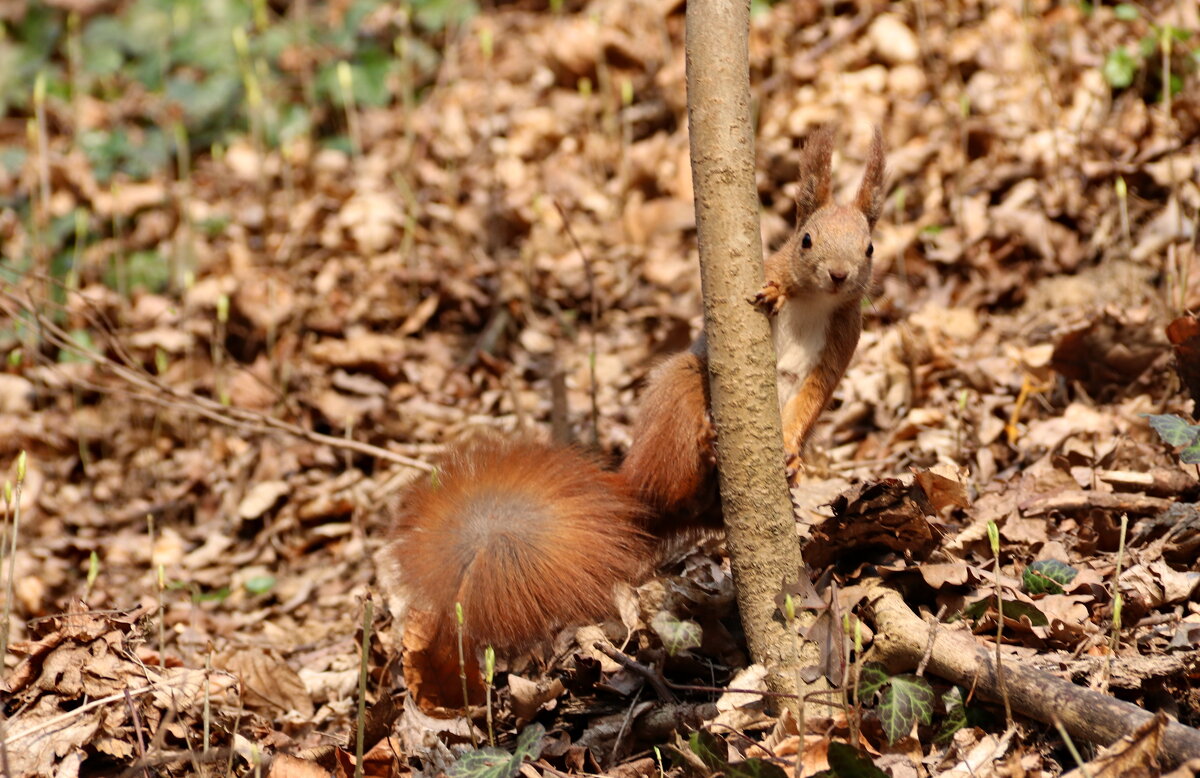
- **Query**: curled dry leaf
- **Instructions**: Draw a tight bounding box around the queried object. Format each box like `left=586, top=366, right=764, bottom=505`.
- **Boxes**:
left=215, top=648, right=315, bottom=718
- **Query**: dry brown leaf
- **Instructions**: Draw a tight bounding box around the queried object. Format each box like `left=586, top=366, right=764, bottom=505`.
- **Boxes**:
left=216, top=648, right=315, bottom=718
left=508, top=673, right=566, bottom=727
left=237, top=480, right=290, bottom=520
left=268, top=754, right=338, bottom=778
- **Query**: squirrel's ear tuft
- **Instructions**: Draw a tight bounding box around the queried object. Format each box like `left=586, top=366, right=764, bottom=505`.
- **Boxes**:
left=794, top=125, right=835, bottom=228
left=854, top=126, right=886, bottom=229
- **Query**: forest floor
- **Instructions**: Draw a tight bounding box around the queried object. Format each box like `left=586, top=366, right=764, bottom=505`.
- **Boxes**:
left=1, top=0, right=1199, bottom=775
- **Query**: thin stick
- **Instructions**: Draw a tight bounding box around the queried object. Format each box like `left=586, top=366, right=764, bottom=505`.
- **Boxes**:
left=354, top=597, right=373, bottom=778
left=2, top=453, right=26, bottom=666
left=5, top=673, right=224, bottom=746
left=1051, top=715, right=1093, bottom=778
left=1103, top=514, right=1129, bottom=693
left=455, top=602, right=478, bottom=748
left=0, top=289, right=432, bottom=473
left=591, top=641, right=677, bottom=703
left=552, top=200, right=601, bottom=446
left=987, top=520, right=1013, bottom=727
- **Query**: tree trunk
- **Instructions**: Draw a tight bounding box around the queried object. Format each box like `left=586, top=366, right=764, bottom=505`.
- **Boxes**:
left=684, top=0, right=807, bottom=712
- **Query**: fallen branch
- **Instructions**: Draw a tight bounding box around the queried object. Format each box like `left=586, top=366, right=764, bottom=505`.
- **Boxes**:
left=863, top=579, right=1200, bottom=768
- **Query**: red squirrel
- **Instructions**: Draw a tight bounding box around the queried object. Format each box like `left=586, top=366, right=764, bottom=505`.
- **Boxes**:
left=380, top=126, right=885, bottom=668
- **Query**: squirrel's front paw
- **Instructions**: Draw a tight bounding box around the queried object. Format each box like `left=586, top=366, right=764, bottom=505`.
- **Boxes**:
left=752, top=281, right=785, bottom=315
left=784, top=452, right=803, bottom=486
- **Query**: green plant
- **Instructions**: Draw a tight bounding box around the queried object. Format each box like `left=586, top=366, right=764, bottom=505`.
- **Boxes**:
left=687, top=729, right=788, bottom=778
left=1101, top=5, right=1193, bottom=99
left=2, top=452, right=28, bottom=667
left=856, top=664, right=934, bottom=744
left=810, top=742, right=888, bottom=778
left=1023, top=560, right=1077, bottom=594
left=986, top=520, right=1013, bottom=727
left=1144, top=413, right=1200, bottom=465
left=449, top=723, right=545, bottom=778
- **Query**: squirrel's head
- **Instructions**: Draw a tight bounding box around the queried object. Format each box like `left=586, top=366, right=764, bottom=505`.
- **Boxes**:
left=784, top=125, right=886, bottom=300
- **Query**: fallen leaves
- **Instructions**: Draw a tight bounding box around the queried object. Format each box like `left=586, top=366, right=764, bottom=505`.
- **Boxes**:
left=3, top=603, right=239, bottom=778
left=1, top=0, right=1199, bottom=773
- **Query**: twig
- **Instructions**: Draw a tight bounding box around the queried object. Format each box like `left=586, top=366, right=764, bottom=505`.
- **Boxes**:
left=0, top=288, right=432, bottom=473
left=123, top=689, right=151, bottom=778
left=5, top=672, right=218, bottom=746
left=591, top=642, right=677, bottom=703
left=354, top=596, right=373, bottom=778
left=553, top=200, right=601, bottom=446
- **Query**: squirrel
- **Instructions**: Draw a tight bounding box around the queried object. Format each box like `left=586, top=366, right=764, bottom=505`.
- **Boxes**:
left=379, top=126, right=886, bottom=688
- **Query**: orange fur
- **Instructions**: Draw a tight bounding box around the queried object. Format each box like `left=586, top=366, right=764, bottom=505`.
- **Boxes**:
left=619, top=343, right=722, bottom=533
left=385, top=438, right=652, bottom=650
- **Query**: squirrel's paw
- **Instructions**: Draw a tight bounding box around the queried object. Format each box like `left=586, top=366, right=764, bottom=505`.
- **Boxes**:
left=785, top=452, right=804, bottom=486
left=752, top=281, right=785, bottom=315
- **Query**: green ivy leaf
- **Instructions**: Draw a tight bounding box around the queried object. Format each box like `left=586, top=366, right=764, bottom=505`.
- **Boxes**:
left=935, top=687, right=967, bottom=743
left=511, top=723, right=546, bottom=763
left=1166, top=25, right=1192, bottom=42
left=688, top=730, right=787, bottom=778
left=824, top=742, right=888, bottom=777
left=963, top=597, right=1050, bottom=627
left=729, top=760, right=789, bottom=778
left=1103, top=46, right=1137, bottom=88
left=689, top=730, right=726, bottom=771
left=1144, top=414, right=1200, bottom=447
left=878, top=675, right=934, bottom=744
left=650, top=611, right=702, bottom=656
left=856, top=663, right=890, bottom=702
left=1023, top=559, right=1077, bottom=594
left=1181, top=442, right=1200, bottom=464
left=450, top=723, right=544, bottom=778
left=448, top=747, right=514, bottom=778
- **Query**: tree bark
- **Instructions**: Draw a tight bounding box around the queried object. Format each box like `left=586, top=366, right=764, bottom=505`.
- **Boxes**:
left=866, top=580, right=1200, bottom=768
left=684, top=0, right=807, bottom=712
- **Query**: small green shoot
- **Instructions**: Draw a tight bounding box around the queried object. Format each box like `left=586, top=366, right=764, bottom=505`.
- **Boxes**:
left=455, top=601, right=477, bottom=748
left=84, top=549, right=100, bottom=600
left=484, top=645, right=496, bottom=747
left=986, top=520, right=1013, bottom=726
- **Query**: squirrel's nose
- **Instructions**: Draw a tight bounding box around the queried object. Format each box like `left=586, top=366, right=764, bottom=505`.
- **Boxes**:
left=829, top=269, right=848, bottom=285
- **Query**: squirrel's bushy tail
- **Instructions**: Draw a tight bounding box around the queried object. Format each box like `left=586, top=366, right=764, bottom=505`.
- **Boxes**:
left=383, top=437, right=653, bottom=651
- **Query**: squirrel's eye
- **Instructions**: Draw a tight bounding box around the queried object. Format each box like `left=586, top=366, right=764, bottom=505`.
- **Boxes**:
left=801, top=233, right=812, bottom=249
left=866, top=243, right=874, bottom=258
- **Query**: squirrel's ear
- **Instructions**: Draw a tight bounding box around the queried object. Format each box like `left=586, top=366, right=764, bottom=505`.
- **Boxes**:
left=794, top=125, right=835, bottom=227
left=854, top=126, right=886, bottom=229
